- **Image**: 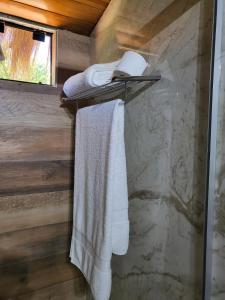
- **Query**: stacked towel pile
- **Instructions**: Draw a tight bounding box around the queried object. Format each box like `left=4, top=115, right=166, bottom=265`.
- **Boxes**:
left=63, top=51, right=148, bottom=97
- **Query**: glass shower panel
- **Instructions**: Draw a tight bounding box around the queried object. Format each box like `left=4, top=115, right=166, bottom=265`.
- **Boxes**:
left=211, top=1, right=225, bottom=299
left=91, top=0, right=214, bottom=299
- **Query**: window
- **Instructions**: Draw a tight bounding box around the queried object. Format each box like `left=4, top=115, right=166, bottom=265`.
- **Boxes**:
left=0, top=18, right=56, bottom=85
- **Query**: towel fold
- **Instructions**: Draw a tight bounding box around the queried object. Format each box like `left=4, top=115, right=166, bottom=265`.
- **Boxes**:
left=63, top=60, right=119, bottom=97
left=114, top=50, right=148, bottom=77
left=63, top=51, right=148, bottom=98
left=70, top=99, right=129, bottom=300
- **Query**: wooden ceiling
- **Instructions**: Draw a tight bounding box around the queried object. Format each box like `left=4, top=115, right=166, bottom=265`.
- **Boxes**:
left=0, top=0, right=111, bottom=35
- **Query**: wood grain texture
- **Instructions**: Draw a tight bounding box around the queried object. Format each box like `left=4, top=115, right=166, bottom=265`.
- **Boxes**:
left=0, top=27, right=88, bottom=299
left=13, top=277, right=87, bottom=300
left=0, top=253, right=83, bottom=298
left=14, top=0, right=104, bottom=23
left=0, top=0, right=93, bottom=35
left=0, top=222, right=72, bottom=265
left=75, top=0, right=110, bottom=9
left=0, top=126, right=74, bottom=161
left=0, top=191, right=72, bottom=233
left=0, top=160, right=73, bottom=195
left=0, top=90, right=73, bottom=128
left=1, top=0, right=110, bottom=35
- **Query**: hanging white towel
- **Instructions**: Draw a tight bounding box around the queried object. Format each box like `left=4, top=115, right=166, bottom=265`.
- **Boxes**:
left=70, top=99, right=129, bottom=300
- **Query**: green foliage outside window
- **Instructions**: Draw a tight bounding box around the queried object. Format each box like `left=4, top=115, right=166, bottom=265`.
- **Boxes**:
left=0, top=25, right=51, bottom=84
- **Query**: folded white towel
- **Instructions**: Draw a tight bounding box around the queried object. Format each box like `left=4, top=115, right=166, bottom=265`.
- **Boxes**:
left=114, top=51, right=148, bottom=77
left=63, top=51, right=148, bottom=98
left=70, top=99, right=129, bottom=300
left=63, top=60, right=119, bottom=97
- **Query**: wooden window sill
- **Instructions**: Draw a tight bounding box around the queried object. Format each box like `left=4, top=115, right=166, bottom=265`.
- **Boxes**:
left=0, top=79, right=62, bottom=95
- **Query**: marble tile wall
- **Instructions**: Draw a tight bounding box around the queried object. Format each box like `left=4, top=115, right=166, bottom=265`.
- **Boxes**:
left=91, top=0, right=213, bottom=299
left=211, top=2, right=225, bottom=299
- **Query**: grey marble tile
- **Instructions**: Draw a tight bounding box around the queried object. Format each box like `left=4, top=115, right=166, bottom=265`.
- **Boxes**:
left=211, top=6, right=225, bottom=296
left=91, top=0, right=213, bottom=299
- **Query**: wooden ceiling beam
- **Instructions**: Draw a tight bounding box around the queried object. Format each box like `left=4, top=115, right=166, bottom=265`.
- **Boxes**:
left=0, top=0, right=95, bottom=35
left=73, top=0, right=110, bottom=9
left=13, top=0, right=104, bottom=24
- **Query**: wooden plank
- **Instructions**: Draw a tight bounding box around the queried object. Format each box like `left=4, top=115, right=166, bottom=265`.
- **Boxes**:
left=0, top=190, right=72, bottom=233
left=0, top=126, right=74, bottom=161
left=51, top=31, right=57, bottom=86
left=0, top=222, right=72, bottom=265
left=75, top=0, right=110, bottom=9
left=0, top=160, right=73, bottom=195
left=0, top=79, right=62, bottom=95
left=14, top=0, right=104, bottom=23
left=0, top=90, right=73, bottom=128
left=0, top=0, right=94, bottom=35
left=14, top=277, right=87, bottom=300
left=0, top=253, right=83, bottom=298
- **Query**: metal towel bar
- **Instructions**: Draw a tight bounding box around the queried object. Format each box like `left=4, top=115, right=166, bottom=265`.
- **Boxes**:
left=61, top=75, right=161, bottom=105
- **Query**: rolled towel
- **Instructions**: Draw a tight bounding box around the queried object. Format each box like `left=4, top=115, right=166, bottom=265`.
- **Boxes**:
left=114, top=51, right=148, bottom=77
left=63, top=51, right=148, bottom=98
left=63, top=60, right=119, bottom=97
left=63, top=72, right=86, bottom=98
left=86, top=60, right=119, bottom=87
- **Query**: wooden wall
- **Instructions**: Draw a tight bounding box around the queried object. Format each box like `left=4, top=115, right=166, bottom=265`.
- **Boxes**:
left=0, top=30, right=90, bottom=300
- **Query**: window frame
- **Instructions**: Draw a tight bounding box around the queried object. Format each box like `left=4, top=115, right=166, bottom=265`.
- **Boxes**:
left=0, top=15, right=57, bottom=87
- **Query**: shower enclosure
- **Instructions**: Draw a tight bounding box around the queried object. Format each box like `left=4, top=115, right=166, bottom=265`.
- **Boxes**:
left=87, top=0, right=224, bottom=299
left=205, top=1, right=225, bottom=299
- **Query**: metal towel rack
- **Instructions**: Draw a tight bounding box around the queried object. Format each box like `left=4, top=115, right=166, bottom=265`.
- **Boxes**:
left=61, top=75, right=161, bottom=105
